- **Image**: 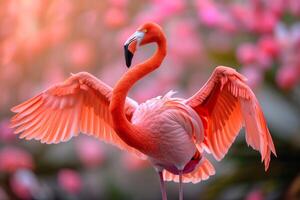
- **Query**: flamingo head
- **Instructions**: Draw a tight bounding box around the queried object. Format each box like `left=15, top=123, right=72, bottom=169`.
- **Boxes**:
left=124, top=22, right=164, bottom=67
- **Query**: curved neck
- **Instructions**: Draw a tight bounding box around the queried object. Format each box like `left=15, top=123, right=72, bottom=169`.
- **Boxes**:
left=109, top=39, right=166, bottom=151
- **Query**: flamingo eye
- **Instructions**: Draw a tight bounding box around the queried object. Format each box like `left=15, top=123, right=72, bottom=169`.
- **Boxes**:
left=142, top=29, right=147, bottom=33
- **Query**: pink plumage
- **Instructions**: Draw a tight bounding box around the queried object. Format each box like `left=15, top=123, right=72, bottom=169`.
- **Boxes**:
left=10, top=22, right=276, bottom=200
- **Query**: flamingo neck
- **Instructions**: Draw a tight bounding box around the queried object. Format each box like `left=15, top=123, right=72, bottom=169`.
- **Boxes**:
left=110, top=39, right=167, bottom=151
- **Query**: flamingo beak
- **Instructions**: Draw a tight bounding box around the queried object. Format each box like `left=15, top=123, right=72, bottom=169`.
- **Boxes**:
left=124, top=31, right=145, bottom=68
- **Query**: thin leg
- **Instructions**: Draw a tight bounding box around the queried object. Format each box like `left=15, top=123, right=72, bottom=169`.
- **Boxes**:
left=179, top=170, right=183, bottom=200
left=158, top=171, right=168, bottom=200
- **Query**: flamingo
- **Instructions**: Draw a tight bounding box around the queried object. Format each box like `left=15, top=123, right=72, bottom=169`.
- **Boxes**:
left=10, top=22, right=276, bottom=200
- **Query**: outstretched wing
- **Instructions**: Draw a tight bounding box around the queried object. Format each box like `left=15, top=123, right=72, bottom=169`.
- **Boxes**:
left=185, top=66, right=276, bottom=170
left=11, top=72, right=144, bottom=158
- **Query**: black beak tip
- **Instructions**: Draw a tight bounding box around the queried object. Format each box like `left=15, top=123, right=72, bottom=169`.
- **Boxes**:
left=124, top=45, right=133, bottom=68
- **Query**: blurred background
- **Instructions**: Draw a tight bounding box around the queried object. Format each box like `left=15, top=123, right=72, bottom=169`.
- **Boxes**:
left=0, top=0, right=300, bottom=199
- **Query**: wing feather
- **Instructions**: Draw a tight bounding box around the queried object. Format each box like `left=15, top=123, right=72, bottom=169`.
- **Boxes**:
left=11, top=72, right=145, bottom=158
left=186, top=66, right=276, bottom=170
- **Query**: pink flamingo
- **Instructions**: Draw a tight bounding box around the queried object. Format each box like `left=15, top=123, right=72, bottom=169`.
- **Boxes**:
left=10, top=22, right=276, bottom=200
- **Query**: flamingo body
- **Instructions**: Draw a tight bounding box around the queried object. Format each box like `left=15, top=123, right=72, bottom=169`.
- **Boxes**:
left=131, top=91, right=203, bottom=171
left=10, top=22, right=276, bottom=200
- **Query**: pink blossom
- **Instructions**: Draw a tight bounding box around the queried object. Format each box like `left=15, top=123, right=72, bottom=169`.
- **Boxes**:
left=168, top=19, right=202, bottom=62
left=0, top=147, right=34, bottom=173
left=258, top=36, right=280, bottom=58
left=75, top=137, right=105, bottom=168
left=253, top=12, right=278, bottom=34
left=269, top=0, right=285, bottom=17
left=237, top=42, right=272, bottom=70
left=58, top=169, right=82, bottom=194
left=231, top=1, right=279, bottom=34
left=289, top=0, right=300, bottom=16
left=10, top=169, right=39, bottom=200
left=245, top=189, right=264, bottom=200
left=196, top=0, right=221, bottom=27
left=237, top=43, right=257, bottom=65
left=276, top=65, right=300, bottom=89
left=231, top=4, right=252, bottom=29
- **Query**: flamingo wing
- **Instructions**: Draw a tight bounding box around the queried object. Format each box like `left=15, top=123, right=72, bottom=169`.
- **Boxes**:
left=185, top=66, right=276, bottom=170
left=10, top=72, right=144, bottom=158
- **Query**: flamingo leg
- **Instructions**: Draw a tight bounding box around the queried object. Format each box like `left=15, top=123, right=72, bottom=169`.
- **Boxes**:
left=158, top=171, right=168, bottom=200
left=179, top=170, right=183, bottom=200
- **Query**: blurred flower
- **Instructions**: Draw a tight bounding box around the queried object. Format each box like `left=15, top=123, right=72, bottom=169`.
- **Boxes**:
left=196, top=0, right=237, bottom=32
left=237, top=43, right=257, bottom=65
left=58, top=169, right=82, bottom=194
left=231, top=0, right=279, bottom=34
left=258, top=36, right=280, bottom=58
left=0, top=146, right=34, bottom=173
left=196, top=0, right=221, bottom=27
left=156, top=0, right=185, bottom=17
left=236, top=41, right=272, bottom=70
left=253, top=12, right=278, bottom=34
left=276, top=65, right=300, bottom=90
left=169, top=19, right=202, bottom=64
left=245, top=189, right=264, bottom=200
left=0, top=119, right=16, bottom=142
left=10, top=169, right=39, bottom=200
left=75, top=137, right=105, bottom=168
left=289, top=0, right=300, bottom=16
